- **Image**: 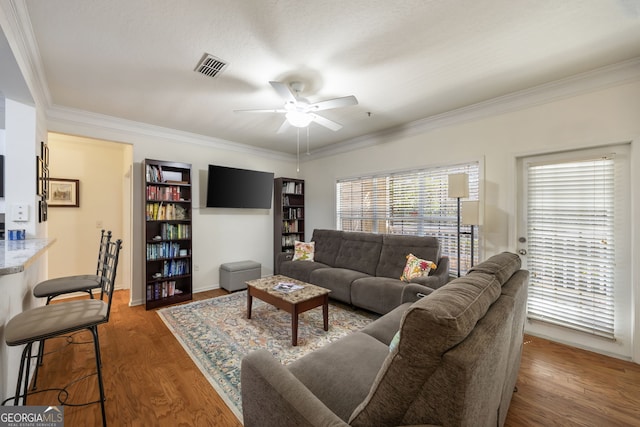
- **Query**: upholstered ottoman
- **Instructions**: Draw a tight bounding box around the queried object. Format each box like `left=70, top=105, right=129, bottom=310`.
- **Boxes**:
left=219, top=260, right=261, bottom=291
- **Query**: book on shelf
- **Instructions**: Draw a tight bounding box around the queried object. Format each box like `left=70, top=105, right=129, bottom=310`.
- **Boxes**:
left=273, top=282, right=304, bottom=293
left=146, top=185, right=184, bottom=201
left=146, top=242, right=185, bottom=260
left=281, top=181, right=303, bottom=194
left=146, top=164, right=163, bottom=183
left=146, top=203, right=188, bottom=220
left=147, top=281, right=183, bottom=301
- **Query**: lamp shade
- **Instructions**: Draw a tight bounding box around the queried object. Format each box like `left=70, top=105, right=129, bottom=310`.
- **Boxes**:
left=461, top=200, right=481, bottom=225
left=448, top=173, right=469, bottom=198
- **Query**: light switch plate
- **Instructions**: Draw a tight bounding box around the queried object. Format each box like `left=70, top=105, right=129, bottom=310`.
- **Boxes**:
left=11, top=204, right=28, bottom=222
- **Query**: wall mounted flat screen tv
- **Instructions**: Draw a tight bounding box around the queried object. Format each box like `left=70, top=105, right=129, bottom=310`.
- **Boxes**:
left=206, top=165, right=274, bottom=209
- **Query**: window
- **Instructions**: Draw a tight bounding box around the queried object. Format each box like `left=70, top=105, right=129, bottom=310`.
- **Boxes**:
left=521, top=145, right=631, bottom=346
left=336, top=162, right=479, bottom=274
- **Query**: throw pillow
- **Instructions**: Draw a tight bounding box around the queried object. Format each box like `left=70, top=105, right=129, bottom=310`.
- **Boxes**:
left=400, top=253, right=436, bottom=282
left=292, top=241, right=315, bottom=262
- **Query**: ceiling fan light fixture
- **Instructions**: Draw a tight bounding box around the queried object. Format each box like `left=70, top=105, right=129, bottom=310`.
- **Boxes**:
left=286, top=111, right=313, bottom=128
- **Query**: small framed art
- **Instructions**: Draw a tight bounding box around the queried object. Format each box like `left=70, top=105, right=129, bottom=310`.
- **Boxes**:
left=48, top=178, right=80, bottom=207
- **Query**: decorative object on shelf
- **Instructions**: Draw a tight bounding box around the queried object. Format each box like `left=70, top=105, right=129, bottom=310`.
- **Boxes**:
left=48, top=178, right=79, bottom=207
left=448, top=173, right=469, bottom=277
left=461, top=200, right=481, bottom=268
left=143, top=159, right=193, bottom=310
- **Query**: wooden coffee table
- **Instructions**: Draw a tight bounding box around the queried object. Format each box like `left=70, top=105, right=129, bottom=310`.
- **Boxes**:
left=245, top=275, right=331, bottom=346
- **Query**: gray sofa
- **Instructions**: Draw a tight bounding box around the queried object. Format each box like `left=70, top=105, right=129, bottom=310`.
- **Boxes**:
left=242, top=252, right=529, bottom=427
left=276, top=229, right=450, bottom=314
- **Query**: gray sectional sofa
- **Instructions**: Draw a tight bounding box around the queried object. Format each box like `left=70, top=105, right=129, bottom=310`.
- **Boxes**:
left=242, top=252, right=529, bottom=427
left=276, top=229, right=450, bottom=315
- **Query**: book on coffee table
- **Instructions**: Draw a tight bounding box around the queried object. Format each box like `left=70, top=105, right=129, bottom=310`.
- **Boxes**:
left=273, top=282, right=304, bottom=293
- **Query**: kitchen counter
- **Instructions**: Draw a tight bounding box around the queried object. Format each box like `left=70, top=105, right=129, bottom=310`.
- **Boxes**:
left=0, top=238, right=56, bottom=275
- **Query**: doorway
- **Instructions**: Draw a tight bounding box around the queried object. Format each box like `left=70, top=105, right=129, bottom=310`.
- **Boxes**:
left=46, top=133, right=133, bottom=295
left=516, top=144, right=631, bottom=358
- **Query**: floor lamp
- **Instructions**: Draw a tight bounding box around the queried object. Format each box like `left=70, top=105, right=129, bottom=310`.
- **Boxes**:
left=448, top=173, right=469, bottom=277
left=461, top=200, right=480, bottom=268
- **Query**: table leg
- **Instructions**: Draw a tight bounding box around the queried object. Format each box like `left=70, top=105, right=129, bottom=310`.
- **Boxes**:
left=323, top=295, right=329, bottom=331
left=247, top=291, right=252, bottom=319
left=292, top=307, right=299, bottom=346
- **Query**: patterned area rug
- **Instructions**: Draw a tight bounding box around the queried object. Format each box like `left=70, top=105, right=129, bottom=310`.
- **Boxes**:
left=157, top=291, right=378, bottom=421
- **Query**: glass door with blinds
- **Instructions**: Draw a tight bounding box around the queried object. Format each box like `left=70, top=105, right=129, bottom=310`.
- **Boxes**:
left=516, top=145, right=631, bottom=357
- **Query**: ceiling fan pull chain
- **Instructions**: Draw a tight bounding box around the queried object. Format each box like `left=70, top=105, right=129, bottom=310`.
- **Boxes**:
left=296, top=128, right=300, bottom=172
left=306, top=126, right=310, bottom=156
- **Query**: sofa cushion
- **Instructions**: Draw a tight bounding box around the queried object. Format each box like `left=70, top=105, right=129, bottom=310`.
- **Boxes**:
left=311, top=229, right=343, bottom=266
left=334, top=232, right=383, bottom=275
left=292, top=240, right=315, bottom=261
left=400, top=253, right=436, bottom=282
left=309, top=268, right=370, bottom=304
left=375, top=234, right=440, bottom=279
left=288, top=331, right=390, bottom=422
left=279, top=260, right=330, bottom=283
left=349, top=272, right=502, bottom=426
left=468, top=251, right=521, bottom=285
left=351, top=277, right=408, bottom=315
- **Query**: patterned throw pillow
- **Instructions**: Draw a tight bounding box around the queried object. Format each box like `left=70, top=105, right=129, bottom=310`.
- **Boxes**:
left=292, top=241, right=315, bottom=262
left=400, top=253, right=436, bottom=282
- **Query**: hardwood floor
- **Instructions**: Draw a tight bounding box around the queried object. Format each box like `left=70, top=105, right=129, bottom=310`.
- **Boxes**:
left=22, top=289, right=640, bottom=426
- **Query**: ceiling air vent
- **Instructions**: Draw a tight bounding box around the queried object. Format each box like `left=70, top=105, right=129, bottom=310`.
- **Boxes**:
left=194, top=53, right=228, bottom=78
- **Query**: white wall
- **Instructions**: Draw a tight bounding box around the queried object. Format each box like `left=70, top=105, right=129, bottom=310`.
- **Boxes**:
left=302, top=80, right=640, bottom=361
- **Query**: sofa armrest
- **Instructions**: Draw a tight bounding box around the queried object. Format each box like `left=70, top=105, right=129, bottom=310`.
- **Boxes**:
left=409, top=256, right=450, bottom=289
left=241, top=349, right=349, bottom=427
left=400, top=283, right=435, bottom=304
left=275, top=252, right=294, bottom=275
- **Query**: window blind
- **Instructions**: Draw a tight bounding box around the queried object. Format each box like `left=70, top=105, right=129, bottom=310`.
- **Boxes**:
left=337, top=162, right=479, bottom=274
left=526, top=156, right=616, bottom=339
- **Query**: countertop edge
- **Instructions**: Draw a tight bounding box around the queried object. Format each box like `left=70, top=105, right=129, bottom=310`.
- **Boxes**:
left=0, top=238, right=57, bottom=276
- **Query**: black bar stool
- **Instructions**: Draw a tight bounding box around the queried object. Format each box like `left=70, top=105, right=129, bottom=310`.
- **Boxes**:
left=31, top=230, right=112, bottom=388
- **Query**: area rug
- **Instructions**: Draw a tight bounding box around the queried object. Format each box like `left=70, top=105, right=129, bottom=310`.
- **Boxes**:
left=157, top=291, right=378, bottom=421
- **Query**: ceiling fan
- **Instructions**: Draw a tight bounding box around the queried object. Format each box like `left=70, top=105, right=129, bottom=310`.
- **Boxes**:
left=235, top=81, right=358, bottom=133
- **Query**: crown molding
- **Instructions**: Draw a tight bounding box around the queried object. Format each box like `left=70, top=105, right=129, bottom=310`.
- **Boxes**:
left=46, top=104, right=295, bottom=161
left=1, top=0, right=52, bottom=108
left=310, top=57, right=640, bottom=160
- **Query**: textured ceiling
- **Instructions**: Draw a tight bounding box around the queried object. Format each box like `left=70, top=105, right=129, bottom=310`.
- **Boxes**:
left=19, top=0, right=640, bottom=154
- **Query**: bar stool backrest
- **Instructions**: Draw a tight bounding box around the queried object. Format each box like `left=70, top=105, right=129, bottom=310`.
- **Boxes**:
left=96, top=230, right=113, bottom=275
left=100, top=239, right=122, bottom=322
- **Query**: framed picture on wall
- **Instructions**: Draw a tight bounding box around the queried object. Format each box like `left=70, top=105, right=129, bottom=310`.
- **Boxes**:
left=36, top=157, right=44, bottom=196
left=48, top=178, right=80, bottom=207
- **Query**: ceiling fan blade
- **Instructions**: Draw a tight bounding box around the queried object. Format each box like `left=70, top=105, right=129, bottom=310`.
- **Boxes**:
left=276, top=120, right=290, bottom=134
left=311, top=114, right=342, bottom=131
left=233, top=108, right=287, bottom=113
left=269, top=81, right=297, bottom=103
left=309, top=95, right=358, bottom=112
